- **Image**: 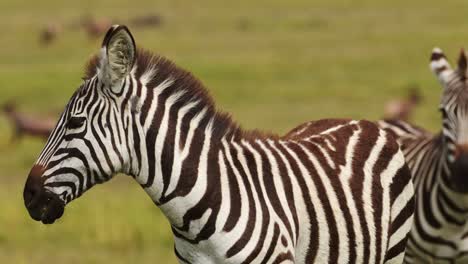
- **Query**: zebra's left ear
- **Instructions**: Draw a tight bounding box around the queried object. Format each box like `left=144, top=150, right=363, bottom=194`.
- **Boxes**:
left=100, top=25, right=136, bottom=90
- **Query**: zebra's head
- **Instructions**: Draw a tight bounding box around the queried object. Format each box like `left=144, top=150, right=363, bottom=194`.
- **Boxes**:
left=23, top=25, right=137, bottom=224
left=431, top=47, right=468, bottom=192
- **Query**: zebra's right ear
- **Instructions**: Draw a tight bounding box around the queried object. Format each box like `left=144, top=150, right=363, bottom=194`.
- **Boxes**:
left=457, top=48, right=467, bottom=79
left=99, top=25, right=136, bottom=91
left=430, top=47, right=454, bottom=87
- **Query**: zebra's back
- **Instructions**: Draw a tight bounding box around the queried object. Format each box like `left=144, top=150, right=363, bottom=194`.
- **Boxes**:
left=271, top=119, right=415, bottom=263
left=170, top=119, right=414, bottom=263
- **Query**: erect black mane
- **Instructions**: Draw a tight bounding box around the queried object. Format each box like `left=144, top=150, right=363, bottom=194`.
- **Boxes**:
left=84, top=48, right=277, bottom=141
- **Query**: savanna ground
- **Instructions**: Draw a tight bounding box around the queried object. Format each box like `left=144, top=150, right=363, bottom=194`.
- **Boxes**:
left=1, top=0, right=467, bottom=263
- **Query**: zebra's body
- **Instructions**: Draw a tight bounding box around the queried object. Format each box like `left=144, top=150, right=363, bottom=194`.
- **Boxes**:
left=377, top=48, right=468, bottom=264
left=23, top=25, right=415, bottom=263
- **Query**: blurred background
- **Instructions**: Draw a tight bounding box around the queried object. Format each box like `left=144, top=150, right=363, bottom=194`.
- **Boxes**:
left=1, top=0, right=468, bottom=263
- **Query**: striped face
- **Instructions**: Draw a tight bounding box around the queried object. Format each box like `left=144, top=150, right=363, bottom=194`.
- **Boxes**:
left=431, top=48, right=468, bottom=192
left=23, top=25, right=136, bottom=224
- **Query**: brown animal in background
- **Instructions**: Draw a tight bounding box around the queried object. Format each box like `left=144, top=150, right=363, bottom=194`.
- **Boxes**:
left=52, top=13, right=163, bottom=42
left=1, top=102, right=56, bottom=142
left=384, top=86, right=422, bottom=121
left=81, top=15, right=113, bottom=39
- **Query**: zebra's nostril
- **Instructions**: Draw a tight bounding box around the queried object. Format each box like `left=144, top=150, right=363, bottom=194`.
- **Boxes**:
left=24, top=164, right=46, bottom=209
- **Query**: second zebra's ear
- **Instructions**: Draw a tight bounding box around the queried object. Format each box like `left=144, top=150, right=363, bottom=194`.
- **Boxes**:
left=100, top=25, right=136, bottom=90
left=457, top=48, right=467, bottom=79
left=430, top=47, right=454, bottom=87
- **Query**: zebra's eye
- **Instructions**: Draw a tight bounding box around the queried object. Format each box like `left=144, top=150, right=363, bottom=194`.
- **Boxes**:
left=67, top=116, right=86, bottom=130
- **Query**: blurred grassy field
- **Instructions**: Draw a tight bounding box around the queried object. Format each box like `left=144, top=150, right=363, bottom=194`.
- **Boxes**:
left=1, top=0, right=468, bottom=263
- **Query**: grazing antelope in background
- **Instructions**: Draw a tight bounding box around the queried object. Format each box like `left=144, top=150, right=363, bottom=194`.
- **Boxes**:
left=1, top=101, right=55, bottom=142
left=384, top=86, right=422, bottom=122
left=23, top=25, right=415, bottom=263
left=39, top=23, right=61, bottom=46
left=379, top=48, right=468, bottom=263
left=41, top=14, right=163, bottom=44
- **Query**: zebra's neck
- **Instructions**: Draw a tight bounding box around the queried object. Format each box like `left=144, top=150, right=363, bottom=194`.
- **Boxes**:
left=414, top=133, right=468, bottom=224
left=113, top=59, right=244, bottom=229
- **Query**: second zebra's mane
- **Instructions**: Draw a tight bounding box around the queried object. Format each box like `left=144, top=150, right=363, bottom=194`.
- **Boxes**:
left=84, top=48, right=277, bottom=141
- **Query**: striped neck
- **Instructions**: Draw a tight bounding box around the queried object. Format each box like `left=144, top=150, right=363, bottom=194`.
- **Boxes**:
left=106, top=51, right=245, bottom=224
left=428, top=134, right=468, bottom=220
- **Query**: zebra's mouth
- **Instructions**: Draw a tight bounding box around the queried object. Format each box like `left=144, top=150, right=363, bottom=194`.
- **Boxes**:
left=24, top=189, right=65, bottom=224
left=450, top=157, right=468, bottom=193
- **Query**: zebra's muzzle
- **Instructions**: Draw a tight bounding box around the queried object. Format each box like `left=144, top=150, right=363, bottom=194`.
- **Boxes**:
left=24, top=165, right=65, bottom=224
left=450, top=152, right=468, bottom=193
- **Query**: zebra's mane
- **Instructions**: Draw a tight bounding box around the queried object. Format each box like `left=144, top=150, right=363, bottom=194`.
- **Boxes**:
left=84, top=48, right=277, bottom=141
left=443, top=78, right=468, bottom=97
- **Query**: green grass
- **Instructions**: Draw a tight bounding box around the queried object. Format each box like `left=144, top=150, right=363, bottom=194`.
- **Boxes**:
left=1, top=0, right=467, bottom=262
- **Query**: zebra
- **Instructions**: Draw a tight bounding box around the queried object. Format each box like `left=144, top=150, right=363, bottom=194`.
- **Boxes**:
left=23, top=25, right=415, bottom=263
left=378, top=48, right=468, bottom=263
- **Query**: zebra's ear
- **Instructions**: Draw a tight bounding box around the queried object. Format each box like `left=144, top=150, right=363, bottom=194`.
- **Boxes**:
left=457, top=48, right=467, bottom=78
left=100, top=25, right=136, bottom=89
left=430, top=47, right=454, bottom=87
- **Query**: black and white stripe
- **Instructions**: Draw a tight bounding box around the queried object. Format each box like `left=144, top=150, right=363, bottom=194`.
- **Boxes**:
left=378, top=47, right=468, bottom=263
left=25, top=25, right=415, bottom=263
